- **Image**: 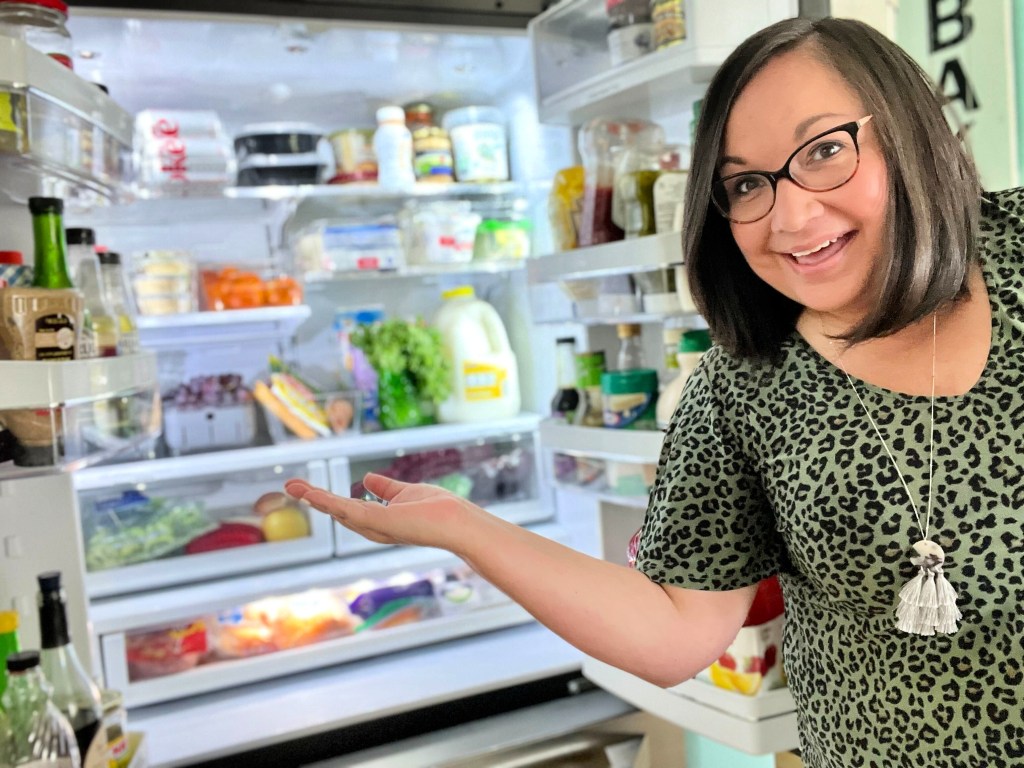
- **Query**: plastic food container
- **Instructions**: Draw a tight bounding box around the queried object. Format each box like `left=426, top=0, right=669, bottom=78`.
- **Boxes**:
left=237, top=150, right=326, bottom=186
left=131, top=250, right=197, bottom=315
left=472, top=219, right=532, bottom=261
left=292, top=220, right=403, bottom=275
left=234, top=123, right=322, bottom=160
left=441, top=106, right=509, bottom=182
left=327, top=128, right=377, bottom=183
left=601, top=368, right=658, bottom=430
left=163, top=402, right=257, bottom=455
left=134, top=110, right=236, bottom=190
left=400, top=200, right=480, bottom=265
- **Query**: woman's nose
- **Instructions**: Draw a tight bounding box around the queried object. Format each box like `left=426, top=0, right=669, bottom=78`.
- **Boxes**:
left=769, top=179, right=825, bottom=233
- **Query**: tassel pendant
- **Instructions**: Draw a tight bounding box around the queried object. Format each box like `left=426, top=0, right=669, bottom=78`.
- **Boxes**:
left=895, top=540, right=961, bottom=636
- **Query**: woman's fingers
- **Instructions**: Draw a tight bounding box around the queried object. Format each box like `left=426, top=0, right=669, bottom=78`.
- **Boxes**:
left=363, top=473, right=414, bottom=501
left=284, top=478, right=315, bottom=498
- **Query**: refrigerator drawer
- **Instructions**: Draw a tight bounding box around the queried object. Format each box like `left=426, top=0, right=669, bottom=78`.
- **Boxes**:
left=99, top=559, right=525, bottom=707
left=332, top=429, right=549, bottom=557
left=79, top=457, right=333, bottom=598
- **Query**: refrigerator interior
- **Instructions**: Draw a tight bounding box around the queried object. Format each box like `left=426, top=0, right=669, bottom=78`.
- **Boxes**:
left=0, top=7, right=623, bottom=767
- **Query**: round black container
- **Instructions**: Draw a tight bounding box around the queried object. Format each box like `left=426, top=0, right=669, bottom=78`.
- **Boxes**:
left=234, top=124, right=321, bottom=161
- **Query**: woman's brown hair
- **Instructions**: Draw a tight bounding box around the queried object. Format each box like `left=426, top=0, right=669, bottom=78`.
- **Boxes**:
left=684, top=17, right=981, bottom=359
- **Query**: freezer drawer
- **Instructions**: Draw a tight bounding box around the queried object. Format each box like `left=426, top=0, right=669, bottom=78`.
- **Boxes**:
left=77, top=455, right=332, bottom=597
left=99, top=558, right=525, bottom=707
left=332, top=429, right=549, bottom=556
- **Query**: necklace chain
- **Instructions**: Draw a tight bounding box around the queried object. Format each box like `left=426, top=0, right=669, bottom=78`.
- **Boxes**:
left=827, top=313, right=937, bottom=541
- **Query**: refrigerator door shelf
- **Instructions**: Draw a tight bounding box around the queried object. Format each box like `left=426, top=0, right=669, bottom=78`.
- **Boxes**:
left=529, top=0, right=799, bottom=125
left=0, top=353, right=161, bottom=480
left=583, top=657, right=799, bottom=754
left=540, top=419, right=665, bottom=464
left=80, top=458, right=332, bottom=598
left=0, top=36, right=132, bottom=200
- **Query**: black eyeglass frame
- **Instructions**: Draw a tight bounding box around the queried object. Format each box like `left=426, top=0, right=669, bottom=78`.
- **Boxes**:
left=712, top=115, right=874, bottom=224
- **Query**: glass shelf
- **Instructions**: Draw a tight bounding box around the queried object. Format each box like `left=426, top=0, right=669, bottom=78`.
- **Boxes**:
left=136, top=305, right=312, bottom=348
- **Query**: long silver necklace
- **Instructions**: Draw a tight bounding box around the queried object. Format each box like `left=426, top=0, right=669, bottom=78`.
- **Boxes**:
left=828, top=313, right=961, bottom=636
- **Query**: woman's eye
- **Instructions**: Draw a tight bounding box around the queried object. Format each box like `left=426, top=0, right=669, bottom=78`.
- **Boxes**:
left=805, top=140, right=846, bottom=163
left=730, top=175, right=767, bottom=198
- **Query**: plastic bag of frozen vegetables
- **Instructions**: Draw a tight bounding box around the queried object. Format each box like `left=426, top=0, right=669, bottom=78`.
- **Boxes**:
left=85, top=490, right=216, bottom=571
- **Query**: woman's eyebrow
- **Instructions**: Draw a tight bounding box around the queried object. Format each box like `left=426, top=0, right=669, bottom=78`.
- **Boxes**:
left=717, top=112, right=847, bottom=173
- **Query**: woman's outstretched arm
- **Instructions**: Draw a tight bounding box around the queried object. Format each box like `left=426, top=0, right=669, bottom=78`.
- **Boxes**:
left=286, top=473, right=756, bottom=687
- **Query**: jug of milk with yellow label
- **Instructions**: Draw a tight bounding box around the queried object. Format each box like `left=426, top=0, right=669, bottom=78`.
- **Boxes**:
left=434, top=285, right=520, bottom=423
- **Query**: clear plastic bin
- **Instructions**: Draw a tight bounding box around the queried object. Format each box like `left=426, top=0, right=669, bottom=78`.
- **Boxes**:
left=291, top=220, right=403, bottom=277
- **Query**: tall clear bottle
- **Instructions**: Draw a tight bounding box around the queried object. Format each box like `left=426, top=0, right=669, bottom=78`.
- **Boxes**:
left=615, top=323, right=644, bottom=370
left=36, top=573, right=103, bottom=766
left=96, top=252, right=139, bottom=355
left=67, top=230, right=118, bottom=358
left=2, top=651, right=81, bottom=768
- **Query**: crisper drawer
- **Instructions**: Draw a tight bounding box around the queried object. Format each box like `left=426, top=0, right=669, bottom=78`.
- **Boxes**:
left=331, top=428, right=549, bottom=557
left=75, top=453, right=333, bottom=598
left=99, top=557, right=527, bottom=708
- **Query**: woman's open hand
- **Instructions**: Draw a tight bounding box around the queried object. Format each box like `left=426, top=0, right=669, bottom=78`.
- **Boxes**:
left=284, top=473, right=477, bottom=552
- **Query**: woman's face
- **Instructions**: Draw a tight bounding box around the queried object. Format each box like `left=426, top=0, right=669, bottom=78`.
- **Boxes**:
left=721, top=48, right=888, bottom=323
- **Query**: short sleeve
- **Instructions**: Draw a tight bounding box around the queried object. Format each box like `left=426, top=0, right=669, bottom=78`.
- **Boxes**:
left=634, top=350, right=784, bottom=590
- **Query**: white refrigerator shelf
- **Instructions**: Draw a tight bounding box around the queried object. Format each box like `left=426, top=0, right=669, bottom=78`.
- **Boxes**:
left=582, top=657, right=799, bottom=754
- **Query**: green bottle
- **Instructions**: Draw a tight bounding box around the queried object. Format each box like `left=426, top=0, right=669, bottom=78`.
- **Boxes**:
left=28, top=196, right=74, bottom=289
left=0, top=610, right=19, bottom=702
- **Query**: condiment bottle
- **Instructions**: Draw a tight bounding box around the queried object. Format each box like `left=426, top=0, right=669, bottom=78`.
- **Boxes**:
left=30, top=197, right=73, bottom=290
left=0, top=0, right=74, bottom=69
left=68, top=230, right=118, bottom=359
left=0, top=610, right=20, bottom=700
left=577, top=118, right=663, bottom=246
left=2, top=650, right=82, bottom=768
left=373, top=106, right=416, bottom=192
left=574, top=350, right=606, bottom=427
left=615, top=323, right=644, bottom=370
left=656, top=328, right=711, bottom=427
left=550, top=337, right=580, bottom=422
left=96, top=252, right=139, bottom=354
left=36, top=572, right=105, bottom=766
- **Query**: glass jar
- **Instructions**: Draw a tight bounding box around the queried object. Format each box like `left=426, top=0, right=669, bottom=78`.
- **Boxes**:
left=577, top=118, right=663, bottom=246
left=606, top=0, right=653, bottom=66
left=0, top=0, right=73, bottom=69
left=403, top=101, right=434, bottom=132
left=651, top=0, right=686, bottom=50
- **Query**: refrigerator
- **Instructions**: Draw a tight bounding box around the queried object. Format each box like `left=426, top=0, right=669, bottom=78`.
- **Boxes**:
left=0, top=1, right=802, bottom=765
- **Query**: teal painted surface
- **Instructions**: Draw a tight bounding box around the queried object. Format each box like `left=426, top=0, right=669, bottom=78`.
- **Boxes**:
left=684, top=733, right=777, bottom=768
left=895, top=0, right=1018, bottom=190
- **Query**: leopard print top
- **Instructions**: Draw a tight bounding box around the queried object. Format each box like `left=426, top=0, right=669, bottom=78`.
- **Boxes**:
left=635, top=188, right=1024, bottom=767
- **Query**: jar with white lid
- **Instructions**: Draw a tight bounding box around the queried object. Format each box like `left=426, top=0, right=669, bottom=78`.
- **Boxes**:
left=0, top=0, right=73, bottom=69
left=442, top=106, right=509, bottom=183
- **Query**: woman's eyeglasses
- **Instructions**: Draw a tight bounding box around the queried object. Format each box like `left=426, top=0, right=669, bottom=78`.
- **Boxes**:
left=712, top=115, right=874, bottom=224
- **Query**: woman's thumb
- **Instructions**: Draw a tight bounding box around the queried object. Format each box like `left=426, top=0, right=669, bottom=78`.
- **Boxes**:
left=363, top=472, right=412, bottom=501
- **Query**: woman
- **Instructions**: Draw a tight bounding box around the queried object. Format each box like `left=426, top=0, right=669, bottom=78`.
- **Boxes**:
left=287, top=17, right=1023, bottom=768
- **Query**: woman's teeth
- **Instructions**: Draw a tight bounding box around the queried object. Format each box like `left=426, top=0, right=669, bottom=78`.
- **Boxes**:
left=791, top=237, right=839, bottom=259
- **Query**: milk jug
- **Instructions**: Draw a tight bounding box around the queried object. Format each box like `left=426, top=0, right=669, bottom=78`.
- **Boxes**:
left=434, top=286, right=520, bottom=423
